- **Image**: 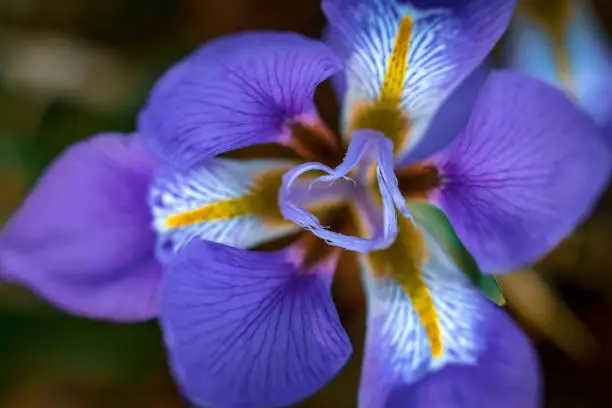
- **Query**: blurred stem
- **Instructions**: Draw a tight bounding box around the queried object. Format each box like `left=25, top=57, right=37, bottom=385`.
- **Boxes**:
left=498, top=268, right=597, bottom=364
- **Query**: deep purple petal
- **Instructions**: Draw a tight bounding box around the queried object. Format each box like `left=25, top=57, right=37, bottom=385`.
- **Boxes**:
left=322, top=0, right=516, bottom=159
left=138, top=32, right=342, bottom=169
left=358, top=227, right=540, bottom=408
left=0, top=134, right=162, bottom=321
left=434, top=71, right=611, bottom=273
left=160, top=240, right=351, bottom=407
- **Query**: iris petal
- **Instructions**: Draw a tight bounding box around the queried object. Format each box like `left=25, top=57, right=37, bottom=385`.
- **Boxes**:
left=150, top=159, right=299, bottom=261
left=160, top=239, right=351, bottom=407
left=434, top=70, right=611, bottom=273
left=138, top=32, right=341, bottom=169
left=358, top=221, right=540, bottom=407
left=323, top=0, right=516, bottom=159
left=376, top=305, right=540, bottom=408
left=0, top=134, right=161, bottom=321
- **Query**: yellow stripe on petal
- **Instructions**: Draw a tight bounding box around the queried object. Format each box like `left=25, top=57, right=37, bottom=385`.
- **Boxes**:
left=166, top=169, right=287, bottom=228
left=379, top=15, right=413, bottom=107
left=348, top=15, right=413, bottom=152
left=367, top=215, right=443, bottom=358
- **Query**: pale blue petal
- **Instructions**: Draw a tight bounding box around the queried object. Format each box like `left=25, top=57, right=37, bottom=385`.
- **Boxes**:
left=506, top=7, right=612, bottom=134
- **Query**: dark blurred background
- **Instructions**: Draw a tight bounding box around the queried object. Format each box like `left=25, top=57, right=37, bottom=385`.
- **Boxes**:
left=1, top=0, right=612, bottom=407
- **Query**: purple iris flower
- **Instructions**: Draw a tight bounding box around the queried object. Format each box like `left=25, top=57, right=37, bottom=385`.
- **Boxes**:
left=1, top=0, right=610, bottom=407
left=504, top=0, right=612, bottom=150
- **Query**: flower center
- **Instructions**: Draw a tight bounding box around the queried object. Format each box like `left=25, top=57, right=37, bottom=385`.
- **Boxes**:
left=156, top=13, right=444, bottom=358
left=279, top=129, right=410, bottom=253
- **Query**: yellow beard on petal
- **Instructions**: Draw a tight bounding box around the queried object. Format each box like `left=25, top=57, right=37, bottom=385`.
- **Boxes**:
left=166, top=169, right=290, bottom=228
left=366, top=215, right=443, bottom=358
left=165, top=168, right=348, bottom=231
left=348, top=15, right=413, bottom=152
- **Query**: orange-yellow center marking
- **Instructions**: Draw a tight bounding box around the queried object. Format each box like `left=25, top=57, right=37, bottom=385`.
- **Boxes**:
left=367, top=214, right=443, bottom=358
left=166, top=169, right=288, bottom=228
left=348, top=15, right=413, bottom=152
left=380, top=15, right=413, bottom=107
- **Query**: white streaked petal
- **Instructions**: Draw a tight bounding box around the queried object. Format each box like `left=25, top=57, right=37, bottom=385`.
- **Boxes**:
left=359, top=225, right=487, bottom=406
left=323, top=0, right=515, bottom=158
left=149, top=159, right=298, bottom=261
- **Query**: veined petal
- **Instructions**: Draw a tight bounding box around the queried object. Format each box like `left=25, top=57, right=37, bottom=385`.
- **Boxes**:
left=149, top=158, right=300, bottom=262
left=433, top=71, right=611, bottom=273
left=323, top=0, right=516, bottom=159
left=506, top=3, right=612, bottom=134
left=396, top=62, right=491, bottom=167
left=373, top=306, right=540, bottom=408
left=280, top=129, right=411, bottom=253
left=359, top=221, right=540, bottom=407
left=0, top=134, right=161, bottom=322
left=138, top=32, right=342, bottom=169
left=160, top=239, right=351, bottom=407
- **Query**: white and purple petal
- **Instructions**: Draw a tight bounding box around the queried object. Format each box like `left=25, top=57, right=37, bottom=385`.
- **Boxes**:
left=375, top=306, right=540, bottom=408
left=138, top=32, right=341, bottom=169
left=0, top=134, right=161, bottom=321
left=160, top=240, right=351, bottom=407
left=150, top=158, right=299, bottom=262
left=359, top=227, right=540, bottom=407
left=433, top=71, right=611, bottom=273
left=322, top=0, right=516, bottom=158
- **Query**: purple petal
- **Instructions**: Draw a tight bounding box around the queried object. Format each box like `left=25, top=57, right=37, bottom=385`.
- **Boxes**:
left=359, top=227, right=540, bottom=407
left=396, top=62, right=491, bottom=167
left=160, top=240, right=351, bottom=407
left=322, top=0, right=516, bottom=159
left=0, top=134, right=162, bottom=321
left=279, top=129, right=411, bottom=253
left=138, top=32, right=341, bottom=169
left=433, top=71, right=611, bottom=273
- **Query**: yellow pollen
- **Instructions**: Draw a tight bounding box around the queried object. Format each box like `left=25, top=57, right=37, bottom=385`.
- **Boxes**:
left=165, top=169, right=287, bottom=228
left=379, top=15, right=413, bottom=107
left=367, top=214, right=443, bottom=358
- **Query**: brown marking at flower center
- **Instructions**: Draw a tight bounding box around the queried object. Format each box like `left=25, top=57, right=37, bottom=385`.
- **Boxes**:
left=396, top=163, right=441, bottom=200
